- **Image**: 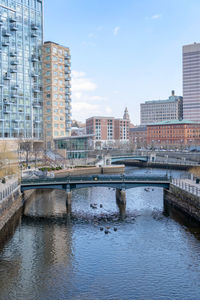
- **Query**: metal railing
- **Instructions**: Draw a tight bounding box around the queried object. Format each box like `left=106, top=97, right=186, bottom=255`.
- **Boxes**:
left=172, top=178, right=200, bottom=197
left=0, top=180, right=19, bottom=202
left=22, top=174, right=170, bottom=185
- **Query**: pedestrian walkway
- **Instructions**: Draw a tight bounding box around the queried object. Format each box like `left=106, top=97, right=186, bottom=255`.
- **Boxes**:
left=172, top=178, right=200, bottom=197
left=0, top=176, right=19, bottom=201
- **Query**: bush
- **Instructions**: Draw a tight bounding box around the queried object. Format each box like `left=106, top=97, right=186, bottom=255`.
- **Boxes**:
left=2, top=177, right=6, bottom=184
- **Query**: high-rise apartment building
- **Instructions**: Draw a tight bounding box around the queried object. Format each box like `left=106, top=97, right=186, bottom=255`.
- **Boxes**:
left=0, top=0, right=43, bottom=140
left=183, top=43, right=200, bottom=121
left=140, top=91, right=183, bottom=125
left=42, top=41, right=71, bottom=149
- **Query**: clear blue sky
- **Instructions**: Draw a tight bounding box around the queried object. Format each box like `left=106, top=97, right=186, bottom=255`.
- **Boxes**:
left=44, top=0, right=200, bottom=124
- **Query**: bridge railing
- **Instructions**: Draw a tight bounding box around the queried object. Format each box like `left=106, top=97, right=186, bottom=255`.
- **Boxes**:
left=21, top=174, right=170, bottom=185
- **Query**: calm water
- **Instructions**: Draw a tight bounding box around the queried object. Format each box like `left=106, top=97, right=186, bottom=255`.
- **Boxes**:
left=1, top=168, right=200, bottom=300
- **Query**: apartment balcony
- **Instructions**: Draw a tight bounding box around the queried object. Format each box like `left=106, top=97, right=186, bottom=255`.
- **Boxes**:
left=11, top=85, right=19, bottom=90
left=4, top=74, right=11, bottom=80
left=65, top=83, right=71, bottom=88
left=31, top=24, right=39, bottom=30
left=10, top=52, right=17, bottom=57
left=2, top=41, right=9, bottom=47
left=31, top=72, right=39, bottom=77
left=64, top=62, right=71, bottom=67
left=31, top=32, right=38, bottom=38
left=10, top=68, right=17, bottom=73
left=11, top=60, right=19, bottom=65
left=10, top=17, right=17, bottom=23
left=33, top=101, right=41, bottom=107
left=34, top=119, right=41, bottom=123
left=3, top=31, right=11, bottom=37
left=31, top=55, right=39, bottom=62
left=0, top=19, right=3, bottom=26
left=10, top=25, right=18, bottom=31
left=11, top=94, right=18, bottom=98
left=33, top=88, right=40, bottom=93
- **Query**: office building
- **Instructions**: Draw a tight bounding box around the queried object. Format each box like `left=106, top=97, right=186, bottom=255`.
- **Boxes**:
left=42, top=41, right=71, bottom=149
left=140, top=91, right=183, bottom=125
left=183, top=43, right=200, bottom=121
left=0, top=0, right=43, bottom=140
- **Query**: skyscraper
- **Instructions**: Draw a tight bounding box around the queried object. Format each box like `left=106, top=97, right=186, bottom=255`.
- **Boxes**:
left=0, top=0, right=43, bottom=140
left=42, top=41, right=71, bottom=149
left=183, top=43, right=200, bottom=121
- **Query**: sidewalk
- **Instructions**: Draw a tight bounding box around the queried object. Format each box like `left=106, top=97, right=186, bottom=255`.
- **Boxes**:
left=172, top=178, right=200, bottom=197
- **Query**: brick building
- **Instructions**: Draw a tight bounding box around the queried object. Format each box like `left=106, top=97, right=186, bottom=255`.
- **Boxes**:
left=147, top=120, right=200, bottom=148
left=86, top=109, right=130, bottom=149
left=129, top=126, right=147, bottom=148
left=42, top=41, right=71, bottom=149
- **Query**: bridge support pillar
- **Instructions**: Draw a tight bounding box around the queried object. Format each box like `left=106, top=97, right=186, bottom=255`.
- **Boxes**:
left=116, top=189, right=126, bottom=219
left=66, top=191, right=72, bottom=214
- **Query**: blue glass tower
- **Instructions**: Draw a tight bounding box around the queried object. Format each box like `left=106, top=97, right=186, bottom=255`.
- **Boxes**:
left=0, top=0, right=43, bottom=139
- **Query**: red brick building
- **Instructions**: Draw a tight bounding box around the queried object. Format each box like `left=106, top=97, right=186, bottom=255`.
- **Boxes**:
left=147, top=120, right=200, bottom=147
left=86, top=109, right=130, bottom=149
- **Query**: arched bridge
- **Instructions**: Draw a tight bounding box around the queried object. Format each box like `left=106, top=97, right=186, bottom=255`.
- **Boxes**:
left=21, top=174, right=170, bottom=192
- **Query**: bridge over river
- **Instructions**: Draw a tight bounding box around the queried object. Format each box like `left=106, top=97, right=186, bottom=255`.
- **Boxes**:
left=21, top=174, right=170, bottom=215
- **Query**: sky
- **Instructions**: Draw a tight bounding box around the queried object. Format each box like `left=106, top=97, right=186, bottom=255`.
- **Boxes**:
left=44, top=0, right=200, bottom=124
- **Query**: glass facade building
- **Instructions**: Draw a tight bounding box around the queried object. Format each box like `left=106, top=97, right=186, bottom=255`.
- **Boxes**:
left=0, top=0, right=43, bottom=139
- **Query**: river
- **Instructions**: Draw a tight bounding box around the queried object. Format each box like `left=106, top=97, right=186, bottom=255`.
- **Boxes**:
left=1, top=167, right=200, bottom=300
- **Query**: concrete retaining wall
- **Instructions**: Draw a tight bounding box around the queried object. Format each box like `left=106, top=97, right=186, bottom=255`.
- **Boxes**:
left=164, top=184, right=200, bottom=223
left=0, top=187, right=34, bottom=232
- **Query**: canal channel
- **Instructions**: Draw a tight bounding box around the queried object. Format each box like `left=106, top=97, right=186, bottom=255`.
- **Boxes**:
left=1, top=167, right=200, bottom=300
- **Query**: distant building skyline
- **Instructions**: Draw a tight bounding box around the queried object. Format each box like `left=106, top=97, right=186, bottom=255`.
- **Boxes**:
left=45, top=0, right=200, bottom=124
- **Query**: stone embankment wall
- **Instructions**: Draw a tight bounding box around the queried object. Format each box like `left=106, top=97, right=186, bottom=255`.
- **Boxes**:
left=164, top=184, right=200, bottom=223
left=54, top=165, right=125, bottom=177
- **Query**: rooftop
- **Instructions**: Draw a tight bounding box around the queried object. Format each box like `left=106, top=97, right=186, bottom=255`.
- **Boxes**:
left=147, top=119, right=200, bottom=126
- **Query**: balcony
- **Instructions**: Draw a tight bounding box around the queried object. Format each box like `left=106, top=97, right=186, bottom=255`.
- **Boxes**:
left=11, top=60, right=19, bottom=65
left=4, top=74, right=11, bottom=80
left=10, top=68, right=17, bottom=73
left=33, top=101, right=41, bottom=107
left=10, top=25, right=18, bottom=31
left=34, top=119, right=41, bottom=123
left=31, top=72, right=39, bottom=77
left=11, top=94, right=18, bottom=98
left=31, top=33, right=38, bottom=38
left=2, top=41, right=9, bottom=47
left=11, top=85, right=19, bottom=90
left=33, top=88, right=40, bottom=93
left=3, top=31, right=11, bottom=37
left=10, top=52, right=17, bottom=57
left=10, top=17, right=17, bottom=23
left=31, top=24, right=39, bottom=30
left=0, top=19, right=3, bottom=26
left=31, top=55, right=39, bottom=62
